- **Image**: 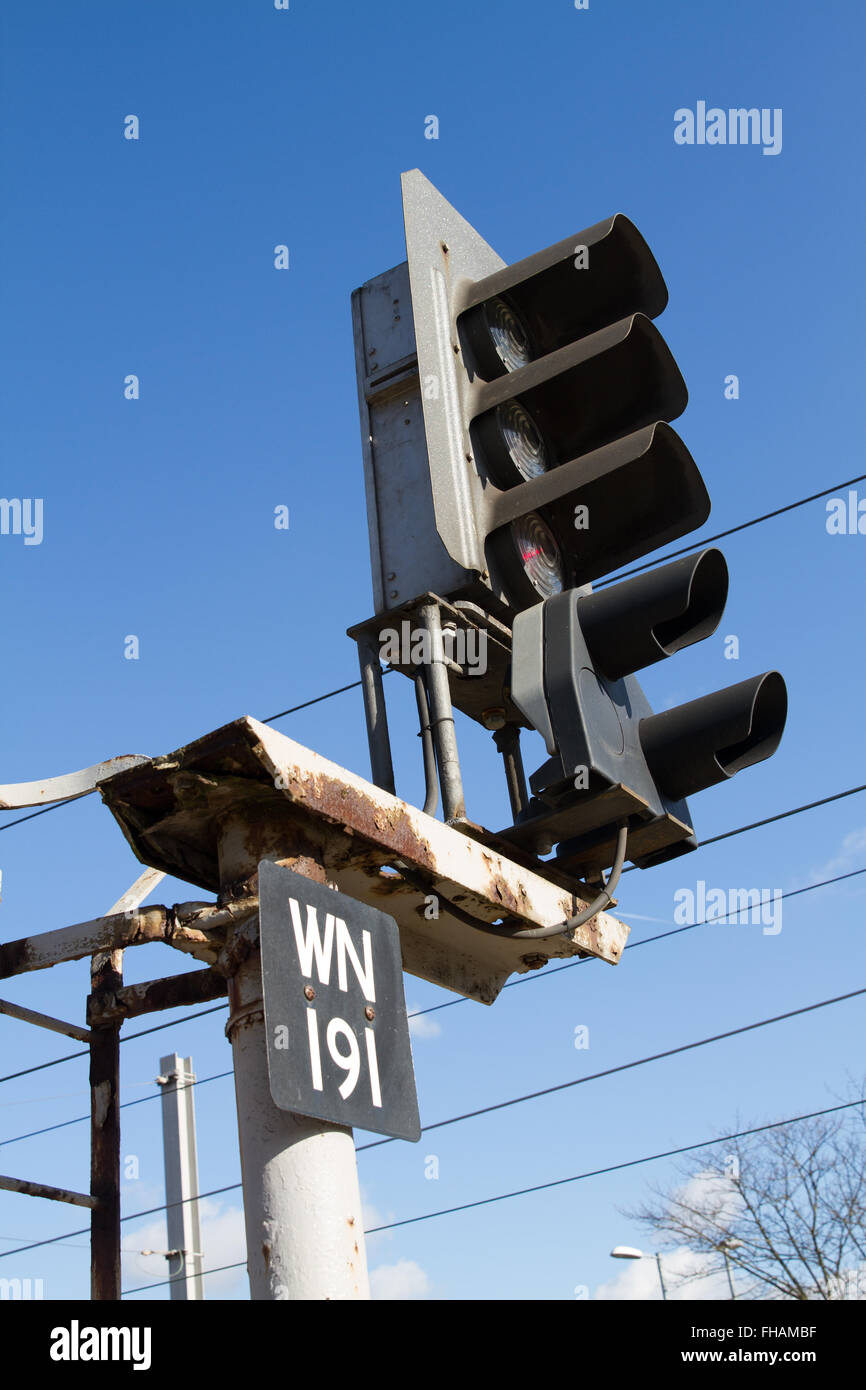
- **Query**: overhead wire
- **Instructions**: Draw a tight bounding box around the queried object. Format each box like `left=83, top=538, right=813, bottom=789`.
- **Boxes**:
left=1, top=463, right=862, bottom=838
left=363, top=1097, right=866, bottom=1236
left=2, top=984, right=861, bottom=1261
left=2, top=860, right=864, bottom=1091
left=1, top=481, right=864, bottom=1263
left=0, top=1003, right=231, bottom=1088
left=355, top=985, right=866, bottom=1152
left=595, top=470, right=866, bottom=587
left=119, top=1096, right=866, bottom=1294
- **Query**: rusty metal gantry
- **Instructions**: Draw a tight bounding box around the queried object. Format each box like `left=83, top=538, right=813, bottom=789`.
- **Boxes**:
left=0, top=717, right=628, bottom=1299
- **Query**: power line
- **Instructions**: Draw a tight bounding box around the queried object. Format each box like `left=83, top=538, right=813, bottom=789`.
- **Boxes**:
left=0, top=1070, right=234, bottom=1151
left=446, top=862, right=866, bottom=1007
left=124, top=1258, right=248, bottom=1297
left=0, top=469, right=859, bottom=841
left=622, top=866, right=866, bottom=953
left=621, top=782, right=866, bottom=872
left=0, top=803, right=75, bottom=834
left=0, top=671, right=389, bottom=837
left=0, top=1180, right=245, bottom=1261
left=4, top=988, right=861, bottom=1262
left=0, top=1233, right=88, bottom=1250
left=262, top=678, right=366, bottom=725
left=3, top=860, right=864, bottom=1092
left=365, top=1097, right=866, bottom=1235
left=596, top=470, right=866, bottom=586
left=402, top=862, right=866, bottom=1019
left=120, top=1096, right=866, bottom=1292
left=0, top=1003, right=230, bottom=1088
left=697, top=783, right=866, bottom=847
left=356, top=985, right=866, bottom=1152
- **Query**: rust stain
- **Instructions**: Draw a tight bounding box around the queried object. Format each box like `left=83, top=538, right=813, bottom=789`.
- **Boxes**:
left=276, top=767, right=441, bottom=875
left=0, top=937, right=31, bottom=981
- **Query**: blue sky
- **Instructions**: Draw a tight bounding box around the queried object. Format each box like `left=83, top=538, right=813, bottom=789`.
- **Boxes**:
left=0, top=0, right=864, bottom=1301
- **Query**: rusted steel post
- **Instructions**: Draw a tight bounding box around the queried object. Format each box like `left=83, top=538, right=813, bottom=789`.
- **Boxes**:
left=357, top=636, right=396, bottom=795
left=419, top=601, right=466, bottom=822
left=88, top=947, right=123, bottom=1300
left=218, top=808, right=370, bottom=1301
left=493, top=724, right=529, bottom=821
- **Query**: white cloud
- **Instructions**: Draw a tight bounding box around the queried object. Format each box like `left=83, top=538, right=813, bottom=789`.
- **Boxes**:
left=369, top=1259, right=432, bottom=1300
left=408, top=1006, right=441, bottom=1039
left=596, top=1169, right=746, bottom=1300
left=808, top=827, right=866, bottom=884
left=360, top=1190, right=397, bottom=1254
left=615, top=911, right=674, bottom=925
left=123, top=1186, right=431, bottom=1301
left=122, top=1198, right=246, bottom=1297
left=595, top=1244, right=732, bottom=1301
left=676, top=1168, right=744, bottom=1227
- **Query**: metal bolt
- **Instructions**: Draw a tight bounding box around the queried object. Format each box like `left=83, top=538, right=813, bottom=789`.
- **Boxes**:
left=364, top=1006, right=375, bottom=1022
left=481, top=707, right=507, bottom=731
left=521, top=954, right=547, bottom=971
left=304, top=986, right=315, bottom=1001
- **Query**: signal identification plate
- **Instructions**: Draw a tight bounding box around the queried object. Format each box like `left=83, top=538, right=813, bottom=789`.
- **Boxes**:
left=259, top=860, right=420, bottom=1142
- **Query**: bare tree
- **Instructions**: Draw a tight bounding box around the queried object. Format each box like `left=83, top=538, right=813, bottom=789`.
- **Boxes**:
left=627, top=1104, right=866, bottom=1299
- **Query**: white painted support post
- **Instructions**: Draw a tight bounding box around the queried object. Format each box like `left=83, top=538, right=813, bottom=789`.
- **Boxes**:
left=219, top=812, right=370, bottom=1301
left=157, top=1053, right=205, bottom=1300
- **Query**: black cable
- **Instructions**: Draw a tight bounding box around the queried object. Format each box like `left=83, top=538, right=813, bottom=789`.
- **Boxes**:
left=0, top=803, right=75, bottom=834
left=0, top=671, right=390, bottom=837
left=621, top=782, right=866, bottom=872
left=477, top=823, right=628, bottom=940
left=0, top=1070, right=234, bottom=1150
left=355, top=984, right=865, bottom=1152
left=364, top=1097, right=866, bottom=1235
left=0, top=1050, right=88, bottom=1086
left=698, top=785, right=866, bottom=847
left=401, top=863, right=866, bottom=1018
left=596, top=471, right=866, bottom=587
left=622, top=866, right=866, bottom=953
left=4, top=988, right=862, bottom=1262
left=261, top=679, right=364, bottom=724
left=0, top=1003, right=231, bottom=1087
left=0, top=458, right=853, bottom=840
left=3, top=861, right=864, bottom=1091
left=123, top=1258, right=248, bottom=1297
left=0, top=1179, right=246, bottom=1260
left=118, top=1002, right=229, bottom=1044
left=121, top=1096, right=866, bottom=1291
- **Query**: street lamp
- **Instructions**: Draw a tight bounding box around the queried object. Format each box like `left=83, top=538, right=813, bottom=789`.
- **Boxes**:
left=611, top=1245, right=668, bottom=1300
left=719, top=1238, right=742, bottom=1299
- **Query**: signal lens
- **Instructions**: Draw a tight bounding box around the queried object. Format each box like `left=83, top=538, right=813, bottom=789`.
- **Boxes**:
left=485, top=297, right=533, bottom=372
left=497, top=401, right=550, bottom=481
left=512, top=513, right=564, bottom=599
